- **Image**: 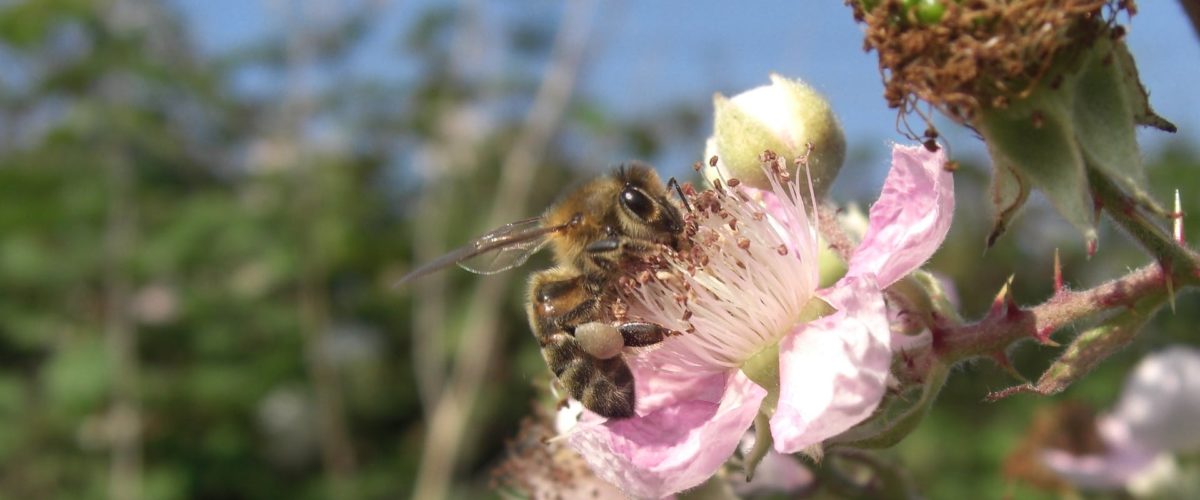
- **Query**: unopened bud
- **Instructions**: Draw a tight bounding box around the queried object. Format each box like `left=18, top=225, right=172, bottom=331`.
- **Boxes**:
left=706, top=74, right=846, bottom=196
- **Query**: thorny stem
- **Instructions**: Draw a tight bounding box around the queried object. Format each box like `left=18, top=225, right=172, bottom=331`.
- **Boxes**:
left=897, top=263, right=1168, bottom=381
left=1091, top=170, right=1200, bottom=282
left=887, top=161, right=1200, bottom=384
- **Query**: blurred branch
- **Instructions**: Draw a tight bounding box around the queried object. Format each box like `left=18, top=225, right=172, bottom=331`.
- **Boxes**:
left=412, top=0, right=598, bottom=498
left=411, top=191, right=450, bottom=413
left=104, top=3, right=143, bottom=498
left=104, top=141, right=141, bottom=500
left=410, top=0, right=489, bottom=415
left=276, top=0, right=366, bottom=496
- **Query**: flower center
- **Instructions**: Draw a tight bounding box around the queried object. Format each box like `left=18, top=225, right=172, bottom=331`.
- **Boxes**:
left=623, top=169, right=823, bottom=372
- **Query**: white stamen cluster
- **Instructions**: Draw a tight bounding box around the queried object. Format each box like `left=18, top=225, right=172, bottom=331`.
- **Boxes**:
left=626, top=157, right=821, bottom=371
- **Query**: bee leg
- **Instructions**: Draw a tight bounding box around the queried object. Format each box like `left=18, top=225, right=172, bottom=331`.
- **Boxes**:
left=617, top=322, right=669, bottom=347
left=528, top=269, right=635, bottom=418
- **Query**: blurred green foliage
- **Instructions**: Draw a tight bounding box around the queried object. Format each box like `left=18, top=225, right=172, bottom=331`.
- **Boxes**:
left=0, top=1, right=699, bottom=498
left=0, top=0, right=1195, bottom=499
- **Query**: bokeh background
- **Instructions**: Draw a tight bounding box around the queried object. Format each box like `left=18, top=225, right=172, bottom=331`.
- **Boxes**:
left=1, top=0, right=1198, bottom=498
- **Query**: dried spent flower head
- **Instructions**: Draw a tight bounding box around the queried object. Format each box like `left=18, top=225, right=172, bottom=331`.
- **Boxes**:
left=854, top=0, right=1133, bottom=127
left=1004, top=401, right=1105, bottom=493
left=492, top=403, right=627, bottom=499
left=1008, top=347, right=1200, bottom=495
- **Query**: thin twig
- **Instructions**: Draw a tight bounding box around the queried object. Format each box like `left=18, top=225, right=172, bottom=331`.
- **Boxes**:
left=103, top=4, right=142, bottom=498
left=104, top=131, right=141, bottom=500
left=278, top=1, right=364, bottom=496
left=412, top=2, right=598, bottom=498
left=411, top=0, right=489, bottom=418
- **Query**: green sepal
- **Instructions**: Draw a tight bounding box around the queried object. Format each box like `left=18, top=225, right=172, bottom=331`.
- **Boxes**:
left=907, top=269, right=962, bottom=324
left=979, top=87, right=1097, bottom=245
left=742, top=412, right=773, bottom=482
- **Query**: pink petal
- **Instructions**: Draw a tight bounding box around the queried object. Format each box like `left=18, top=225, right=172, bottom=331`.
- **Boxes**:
left=770, top=276, right=891, bottom=453
left=1107, top=346, right=1200, bottom=453
left=628, top=349, right=731, bottom=414
left=846, top=144, right=954, bottom=288
left=1040, top=416, right=1166, bottom=491
left=565, top=370, right=766, bottom=498
left=1039, top=448, right=1163, bottom=491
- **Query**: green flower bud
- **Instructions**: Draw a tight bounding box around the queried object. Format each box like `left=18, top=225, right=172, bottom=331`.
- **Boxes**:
left=706, top=74, right=846, bottom=196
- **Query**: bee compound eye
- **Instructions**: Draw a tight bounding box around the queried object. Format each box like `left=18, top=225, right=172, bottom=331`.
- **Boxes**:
left=620, top=187, right=655, bottom=220
left=575, top=322, right=623, bottom=359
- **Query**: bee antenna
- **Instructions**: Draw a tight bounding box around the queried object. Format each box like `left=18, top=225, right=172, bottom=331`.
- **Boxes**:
left=667, top=177, right=692, bottom=212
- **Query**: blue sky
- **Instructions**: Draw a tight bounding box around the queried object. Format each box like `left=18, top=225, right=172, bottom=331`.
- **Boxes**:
left=173, top=1, right=1200, bottom=190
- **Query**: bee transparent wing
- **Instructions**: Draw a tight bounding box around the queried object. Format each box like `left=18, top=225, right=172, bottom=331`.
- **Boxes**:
left=456, top=219, right=553, bottom=275
left=395, top=217, right=560, bottom=287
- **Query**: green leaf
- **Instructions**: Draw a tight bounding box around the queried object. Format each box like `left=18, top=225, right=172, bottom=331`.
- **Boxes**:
left=979, top=88, right=1096, bottom=245
left=1112, top=40, right=1176, bottom=133
left=43, top=338, right=112, bottom=416
left=1072, top=37, right=1164, bottom=215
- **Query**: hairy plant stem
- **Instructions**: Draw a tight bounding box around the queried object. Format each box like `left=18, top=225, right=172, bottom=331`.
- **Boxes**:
left=1091, top=170, right=1200, bottom=281
left=896, top=184, right=1199, bottom=384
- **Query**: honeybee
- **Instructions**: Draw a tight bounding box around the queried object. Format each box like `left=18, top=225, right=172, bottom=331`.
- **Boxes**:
left=399, top=163, right=688, bottom=418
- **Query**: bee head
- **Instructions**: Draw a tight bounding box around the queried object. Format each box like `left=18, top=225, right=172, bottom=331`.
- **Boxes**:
left=615, top=163, right=684, bottom=244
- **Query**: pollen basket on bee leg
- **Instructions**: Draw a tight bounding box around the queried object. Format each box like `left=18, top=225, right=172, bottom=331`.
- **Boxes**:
left=575, top=322, right=624, bottom=360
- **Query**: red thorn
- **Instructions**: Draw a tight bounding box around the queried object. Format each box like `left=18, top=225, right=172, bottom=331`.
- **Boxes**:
left=1173, top=190, right=1185, bottom=244
left=990, top=351, right=1012, bottom=368
left=1086, top=239, right=1098, bottom=258
left=988, top=280, right=1012, bottom=319
left=1005, top=298, right=1022, bottom=319
left=1034, top=327, right=1059, bottom=346
left=1053, top=249, right=1064, bottom=294
left=899, top=348, right=916, bottom=370
left=985, top=384, right=1035, bottom=402
left=930, top=324, right=947, bottom=352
